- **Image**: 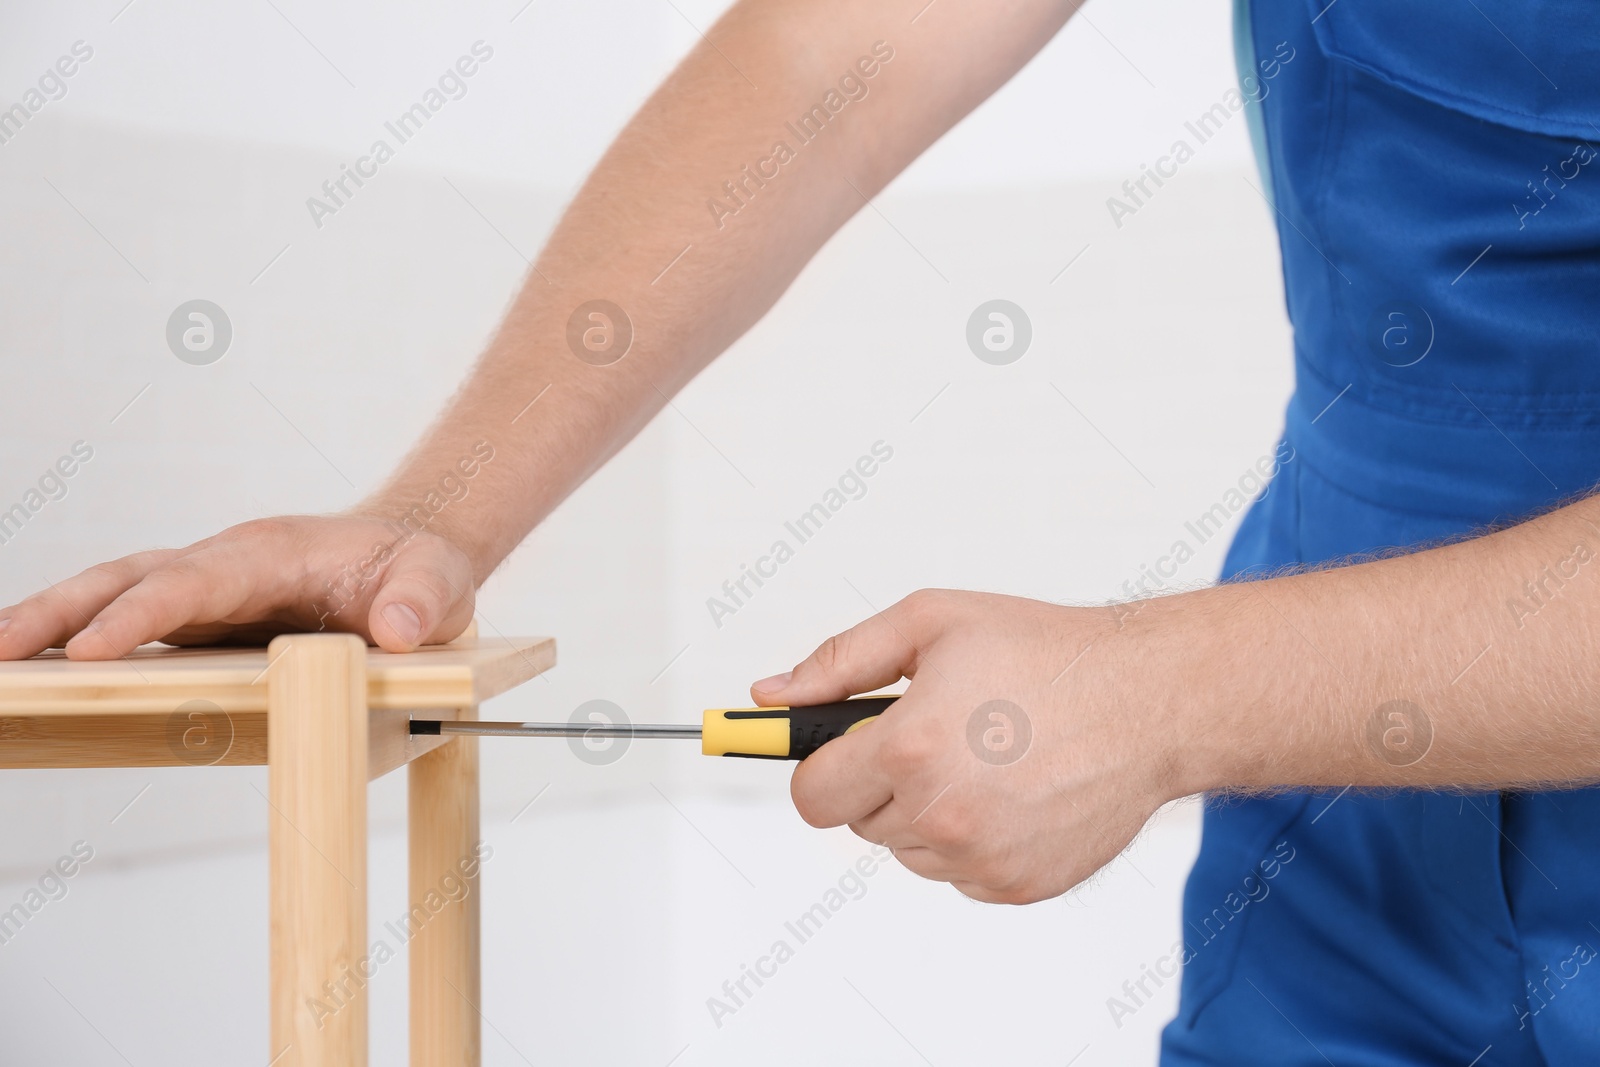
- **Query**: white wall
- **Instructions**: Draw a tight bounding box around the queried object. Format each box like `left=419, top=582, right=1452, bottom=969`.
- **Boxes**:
left=1, top=0, right=1254, bottom=190
left=0, top=1, right=1293, bottom=1063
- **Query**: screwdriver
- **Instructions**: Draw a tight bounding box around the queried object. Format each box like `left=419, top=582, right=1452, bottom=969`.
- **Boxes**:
left=409, top=695, right=899, bottom=760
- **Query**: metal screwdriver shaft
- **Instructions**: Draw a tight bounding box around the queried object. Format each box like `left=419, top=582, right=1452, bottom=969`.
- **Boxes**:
left=408, top=694, right=899, bottom=760
left=412, top=720, right=702, bottom=740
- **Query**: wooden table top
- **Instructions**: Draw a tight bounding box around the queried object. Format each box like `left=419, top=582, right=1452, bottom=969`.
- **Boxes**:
left=0, top=636, right=556, bottom=715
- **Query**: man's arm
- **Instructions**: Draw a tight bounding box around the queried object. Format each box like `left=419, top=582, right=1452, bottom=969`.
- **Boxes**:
left=771, top=489, right=1600, bottom=904
left=0, top=0, right=1079, bottom=661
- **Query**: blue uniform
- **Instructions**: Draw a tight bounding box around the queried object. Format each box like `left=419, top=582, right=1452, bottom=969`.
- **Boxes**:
left=1161, top=2, right=1600, bottom=1063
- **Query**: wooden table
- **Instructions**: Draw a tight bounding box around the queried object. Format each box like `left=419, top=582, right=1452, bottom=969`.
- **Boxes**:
left=0, top=631, right=555, bottom=1067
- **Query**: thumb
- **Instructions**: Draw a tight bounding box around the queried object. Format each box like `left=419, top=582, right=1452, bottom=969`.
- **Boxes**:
left=752, top=593, right=937, bottom=706
left=365, top=538, right=476, bottom=653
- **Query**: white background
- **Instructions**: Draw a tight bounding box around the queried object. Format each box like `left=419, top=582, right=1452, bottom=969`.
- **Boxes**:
left=0, top=0, right=1293, bottom=1063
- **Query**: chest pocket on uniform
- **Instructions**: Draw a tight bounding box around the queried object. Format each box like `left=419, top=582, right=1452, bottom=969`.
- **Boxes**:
left=1307, top=0, right=1600, bottom=138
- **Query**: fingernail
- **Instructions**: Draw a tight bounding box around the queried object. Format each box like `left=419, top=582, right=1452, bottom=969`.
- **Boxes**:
left=753, top=671, right=792, bottom=692
left=383, top=603, right=423, bottom=645
left=0, top=617, right=11, bottom=636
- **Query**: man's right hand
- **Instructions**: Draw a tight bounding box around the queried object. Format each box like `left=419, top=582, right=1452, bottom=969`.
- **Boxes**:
left=0, top=515, right=476, bottom=660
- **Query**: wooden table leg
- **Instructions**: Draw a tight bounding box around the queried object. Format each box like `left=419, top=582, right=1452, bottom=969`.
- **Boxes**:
left=408, top=709, right=482, bottom=1067
left=268, top=634, right=370, bottom=1067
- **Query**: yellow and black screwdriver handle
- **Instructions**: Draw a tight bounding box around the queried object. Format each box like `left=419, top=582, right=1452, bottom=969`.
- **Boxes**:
left=701, top=696, right=899, bottom=760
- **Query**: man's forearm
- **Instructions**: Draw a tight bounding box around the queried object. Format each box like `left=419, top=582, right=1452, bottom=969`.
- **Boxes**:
left=1161, top=493, right=1600, bottom=794
left=353, top=0, right=1078, bottom=583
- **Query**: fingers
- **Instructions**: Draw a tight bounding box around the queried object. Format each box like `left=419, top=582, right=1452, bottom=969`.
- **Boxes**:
left=839, top=833, right=1030, bottom=903
left=833, top=839, right=1030, bottom=903
left=63, top=539, right=295, bottom=660
left=751, top=591, right=942, bottom=707
left=778, top=593, right=951, bottom=830
left=365, top=537, right=476, bottom=652
left=847, top=777, right=945, bottom=847
left=886, top=846, right=964, bottom=883
left=855, top=839, right=1028, bottom=904
left=0, top=550, right=179, bottom=660
left=790, top=718, right=896, bottom=828
left=789, top=686, right=958, bottom=832
left=0, top=516, right=481, bottom=662
left=950, top=881, right=1031, bottom=905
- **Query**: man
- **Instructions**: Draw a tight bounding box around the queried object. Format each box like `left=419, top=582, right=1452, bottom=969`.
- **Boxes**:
left=4, top=1, right=1597, bottom=1061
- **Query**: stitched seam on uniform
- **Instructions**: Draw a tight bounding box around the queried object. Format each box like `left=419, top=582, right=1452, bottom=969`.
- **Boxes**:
left=1305, top=0, right=1589, bottom=138
left=1319, top=48, right=1585, bottom=135
left=1295, top=358, right=1600, bottom=426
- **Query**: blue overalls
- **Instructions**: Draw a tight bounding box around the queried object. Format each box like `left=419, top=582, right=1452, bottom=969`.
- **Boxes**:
left=1160, top=2, right=1600, bottom=1063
